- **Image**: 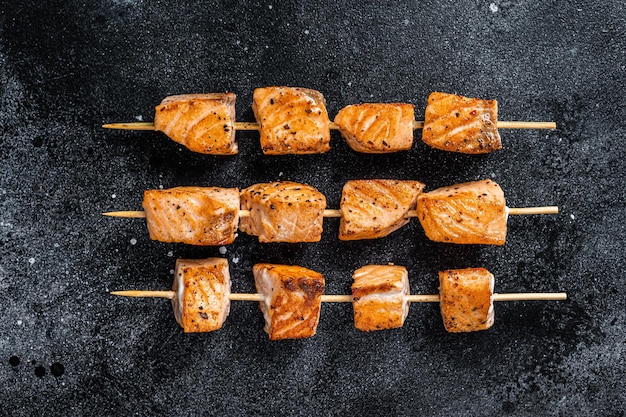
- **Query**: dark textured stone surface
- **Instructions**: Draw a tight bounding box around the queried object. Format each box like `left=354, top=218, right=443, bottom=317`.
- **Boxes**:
left=0, top=1, right=624, bottom=415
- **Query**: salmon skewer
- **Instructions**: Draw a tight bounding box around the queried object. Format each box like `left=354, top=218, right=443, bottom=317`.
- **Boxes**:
left=171, top=258, right=231, bottom=333
left=105, top=179, right=558, bottom=246
left=339, top=179, right=425, bottom=240
left=253, top=264, right=325, bottom=340
left=416, top=179, right=508, bottom=245
left=351, top=264, right=411, bottom=331
left=153, top=93, right=238, bottom=155
left=240, top=181, right=327, bottom=243
left=334, top=103, right=415, bottom=153
left=142, top=186, right=240, bottom=246
left=103, top=89, right=555, bottom=155
left=421, top=92, right=501, bottom=154
left=112, top=260, right=567, bottom=337
left=252, top=87, right=331, bottom=154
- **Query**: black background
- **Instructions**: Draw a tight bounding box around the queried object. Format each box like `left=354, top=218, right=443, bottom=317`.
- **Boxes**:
left=1, top=1, right=624, bottom=415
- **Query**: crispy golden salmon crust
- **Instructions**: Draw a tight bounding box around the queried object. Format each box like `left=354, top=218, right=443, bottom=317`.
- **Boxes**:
left=142, top=186, right=240, bottom=246
left=172, top=258, right=231, bottom=333
left=339, top=179, right=425, bottom=240
left=240, top=181, right=326, bottom=243
left=253, top=264, right=325, bottom=340
left=154, top=93, right=238, bottom=155
left=352, top=265, right=410, bottom=332
left=438, top=268, right=494, bottom=333
left=422, top=92, right=501, bottom=154
left=334, top=103, right=415, bottom=153
left=252, top=86, right=331, bottom=154
left=416, top=179, right=506, bottom=245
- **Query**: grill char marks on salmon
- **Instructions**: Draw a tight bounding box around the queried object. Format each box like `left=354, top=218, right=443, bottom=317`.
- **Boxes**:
left=339, top=179, right=425, bottom=240
left=439, top=268, right=494, bottom=333
left=422, top=92, right=501, bottom=154
left=153, top=93, right=238, bottom=155
left=352, top=265, right=410, bottom=332
left=334, top=103, right=415, bottom=153
left=252, top=87, right=331, bottom=154
left=253, top=264, right=325, bottom=340
left=416, top=179, right=507, bottom=245
left=142, top=186, right=240, bottom=246
left=240, top=181, right=326, bottom=243
left=171, top=258, right=231, bottom=333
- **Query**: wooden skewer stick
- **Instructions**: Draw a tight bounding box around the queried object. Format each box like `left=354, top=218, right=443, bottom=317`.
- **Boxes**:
left=102, top=206, right=559, bottom=219
left=102, top=120, right=556, bottom=131
left=110, top=290, right=567, bottom=302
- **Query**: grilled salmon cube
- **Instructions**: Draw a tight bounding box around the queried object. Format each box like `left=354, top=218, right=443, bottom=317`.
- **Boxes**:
left=422, top=92, right=502, bottom=154
left=142, top=186, right=240, bottom=246
left=352, top=265, right=410, bottom=332
left=172, top=258, right=231, bottom=333
left=334, top=103, right=415, bottom=153
left=252, top=86, right=331, bottom=154
left=339, top=179, right=425, bottom=240
left=439, top=267, right=494, bottom=333
left=253, top=264, right=325, bottom=340
left=240, top=181, right=326, bottom=243
left=416, top=179, right=507, bottom=245
left=153, top=93, right=238, bottom=155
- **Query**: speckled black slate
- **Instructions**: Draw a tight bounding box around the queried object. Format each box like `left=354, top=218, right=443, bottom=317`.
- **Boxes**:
left=1, top=1, right=624, bottom=415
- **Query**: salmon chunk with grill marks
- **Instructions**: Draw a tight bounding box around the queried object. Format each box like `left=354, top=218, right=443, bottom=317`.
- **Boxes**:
left=339, top=179, right=425, bottom=240
left=252, top=86, right=331, bottom=154
left=439, top=267, right=494, bottom=333
left=334, top=103, right=415, bottom=153
left=422, top=92, right=501, bottom=154
left=142, top=186, right=240, bottom=246
left=352, top=265, right=410, bottom=332
left=240, top=181, right=326, bottom=243
left=416, top=179, right=506, bottom=245
left=253, top=264, right=325, bottom=340
left=172, top=258, right=231, bottom=333
left=154, top=93, right=238, bottom=155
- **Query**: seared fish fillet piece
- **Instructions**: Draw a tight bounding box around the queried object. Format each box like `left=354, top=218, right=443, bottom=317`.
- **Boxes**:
left=439, top=268, right=494, bottom=333
left=154, top=93, right=238, bottom=155
left=252, top=86, right=331, bottom=154
left=422, top=92, right=501, bottom=154
left=339, top=179, right=425, bottom=240
left=334, top=103, right=415, bottom=153
left=253, top=264, right=325, bottom=340
left=416, top=179, right=506, bottom=245
left=142, top=186, right=240, bottom=246
left=240, top=181, right=326, bottom=243
left=172, top=258, right=231, bottom=333
left=352, top=265, right=410, bottom=332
